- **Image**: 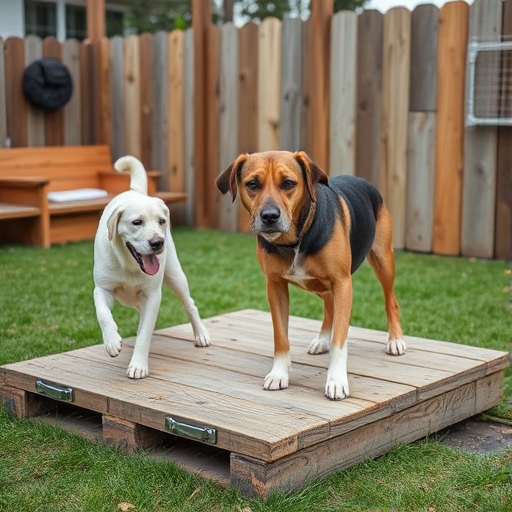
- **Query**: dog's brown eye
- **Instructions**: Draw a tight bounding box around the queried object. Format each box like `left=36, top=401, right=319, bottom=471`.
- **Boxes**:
left=246, top=179, right=259, bottom=191
left=282, top=178, right=296, bottom=191
left=159, top=218, right=166, bottom=225
left=132, top=219, right=143, bottom=226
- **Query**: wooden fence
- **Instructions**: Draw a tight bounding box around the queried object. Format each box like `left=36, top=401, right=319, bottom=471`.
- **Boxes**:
left=0, top=0, right=511, bottom=259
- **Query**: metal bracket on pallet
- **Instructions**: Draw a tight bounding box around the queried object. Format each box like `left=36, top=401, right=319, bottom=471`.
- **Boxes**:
left=165, top=416, right=217, bottom=444
left=35, top=380, right=74, bottom=402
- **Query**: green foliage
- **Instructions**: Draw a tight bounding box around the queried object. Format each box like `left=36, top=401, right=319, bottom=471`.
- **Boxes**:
left=0, top=229, right=511, bottom=511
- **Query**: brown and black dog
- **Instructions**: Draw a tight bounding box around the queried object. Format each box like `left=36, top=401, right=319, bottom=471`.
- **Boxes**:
left=216, top=150, right=406, bottom=400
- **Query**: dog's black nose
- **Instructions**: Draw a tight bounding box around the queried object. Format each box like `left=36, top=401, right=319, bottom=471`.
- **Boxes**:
left=149, top=238, right=164, bottom=251
left=260, top=207, right=280, bottom=225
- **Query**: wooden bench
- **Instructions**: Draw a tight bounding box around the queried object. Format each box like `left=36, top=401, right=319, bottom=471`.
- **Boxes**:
left=0, top=145, right=187, bottom=247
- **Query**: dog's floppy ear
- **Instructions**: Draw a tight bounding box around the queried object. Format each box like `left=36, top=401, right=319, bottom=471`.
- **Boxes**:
left=107, top=206, right=123, bottom=241
left=216, top=154, right=249, bottom=202
left=293, top=151, right=329, bottom=202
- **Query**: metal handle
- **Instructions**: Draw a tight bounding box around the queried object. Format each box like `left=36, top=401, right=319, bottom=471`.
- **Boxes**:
left=35, top=380, right=74, bottom=402
left=165, top=417, right=217, bottom=444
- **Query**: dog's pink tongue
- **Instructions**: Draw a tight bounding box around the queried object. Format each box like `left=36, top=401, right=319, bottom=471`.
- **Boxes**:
left=143, top=254, right=160, bottom=276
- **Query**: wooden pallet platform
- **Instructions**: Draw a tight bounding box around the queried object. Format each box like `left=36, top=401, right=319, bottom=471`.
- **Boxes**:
left=0, top=309, right=508, bottom=497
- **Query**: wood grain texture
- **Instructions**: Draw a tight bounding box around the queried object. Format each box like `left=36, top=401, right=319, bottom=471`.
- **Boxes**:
left=258, top=17, right=281, bottom=151
left=62, top=39, right=82, bottom=146
left=461, top=0, right=502, bottom=258
left=434, top=1, right=469, bottom=256
left=99, top=37, right=111, bottom=148
left=219, top=23, right=239, bottom=232
left=24, top=35, right=45, bottom=147
left=238, top=22, right=259, bottom=232
left=109, top=36, right=124, bottom=161
left=184, top=29, right=195, bottom=226
left=301, top=18, right=313, bottom=156
left=355, top=11, right=383, bottom=187
left=329, top=11, right=357, bottom=177
left=5, top=37, right=28, bottom=147
left=495, top=0, right=512, bottom=260
left=123, top=35, right=141, bottom=159
left=80, top=41, right=94, bottom=145
left=43, top=37, right=64, bottom=146
left=380, top=8, right=411, bottom=249
left=0, top=39, right=6, bottom=148
left=406, top=112, right=436, bottom=252
left=280, top=18, right=302, bottom=152
left=409, top=5, right=438, bottom=112
left=139, top=33, right=153, bottom=170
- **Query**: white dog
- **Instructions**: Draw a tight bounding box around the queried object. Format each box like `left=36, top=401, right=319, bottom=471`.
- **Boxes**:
left=93, top=156, right=210, bottom=379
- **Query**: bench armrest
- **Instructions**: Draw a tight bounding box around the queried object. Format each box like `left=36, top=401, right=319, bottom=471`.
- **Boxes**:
left=0, top=177, right=50, bottom=207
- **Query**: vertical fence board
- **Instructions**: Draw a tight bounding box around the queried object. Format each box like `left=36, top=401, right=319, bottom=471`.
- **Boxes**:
left=434, top=1, right=469, bottom=256
left=168, top=30, right=186, bottom=224
left=355, top=11, right=383, bottom=187
left=406, top=112, right=436, bottom=252
left=280, top=18, right=302, bottom=152
left=139, top=33, right=153, bottom=170
left=62, top=39, right=82, bottom=146
left=124, top=35, right=141, bottom=159
left=219, top=23, right=239, bottom=232
left=0, top=39, right=6, bottom=148
left=461, top=0, right=502, bottom=258
left=206, top=24, right=221, bottom=228
left=80, top=42, right=94, bottom=145
left=381, top=8, right=411, bottom=249
left=301, top=18, right=313, bottom=156
left=409, top=5, right=438, bottom=112
left=5, top=37, right=28, bottom=147
left=309, top=0, right=332, bottom=171
left=24, top=35, right=45, bottom=147
left=109, top=36, right=124, bottom=161
left=495, top=0, right=512, bottom=260
left=258, top=18, right=281, bottom=151
left=184, top=28, right=194, bottom=226
left=152, top=31, right=169, bottom=190
left=330, top=11, right=357, bottom=177
left=238, top=22, right=259, bottom=232
left=43, top=37, right=64, bottom=146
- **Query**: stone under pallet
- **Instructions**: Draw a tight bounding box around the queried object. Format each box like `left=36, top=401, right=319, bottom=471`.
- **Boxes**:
left=0, top=309, right=508, bottom=497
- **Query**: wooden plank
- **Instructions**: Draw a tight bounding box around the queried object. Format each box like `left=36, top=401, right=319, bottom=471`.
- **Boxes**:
left=152, top=31, right=169, bottom=190
left=406, top=112, right=436, bottom=252
left=24, top=35, right=45, bottom=147
left=355, top=11, right=383, bottom=187
left=301, top=18, right=313, bottom=156
left=99, top=37, right=112, bottom=150
left=279, top=18, right=302, bottom=152
left=219, top=23, right=239, bottom=232
left=184, top=28, right=194, bottom=225
left=461, top=0, right=502, bottom=258
left=43, top=37, right=64, bottom=146
left=168, top=30, right=186, bottom=224
left=5, top=37, right=28, bottom=147
left=139, top=33, right=153, bottom=170
left=433, top=1, right=469, bottom=256
left=237, top=22, right=258, bottom=232
left=329, top=11, right=357, bottom=177
left=123, top=35, right=141, bottom=159
left=80, top=41, right=94, bottom=145
left=409, top=5, right=439, bottom=112
left=0, top=38, right=6, bottom=148
left=495, top=0, right=512, bottom=260
left=380, top=7, right=411, bottom=249
left=308, top=0, right=332, bottom=171
left=258, top=18, right=281, bottom=151
left=109, top=36, right=124, bottom=161
left=205, top=24, right=221, bottom=228
left=62, top=38, right=82, bottom=146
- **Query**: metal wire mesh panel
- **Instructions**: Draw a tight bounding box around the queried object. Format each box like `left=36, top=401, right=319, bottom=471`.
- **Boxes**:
left=466, top=40, right=512, bottom=127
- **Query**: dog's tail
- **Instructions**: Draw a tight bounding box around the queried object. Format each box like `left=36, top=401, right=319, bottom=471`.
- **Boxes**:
left=114, top=156, right=148, bottom=195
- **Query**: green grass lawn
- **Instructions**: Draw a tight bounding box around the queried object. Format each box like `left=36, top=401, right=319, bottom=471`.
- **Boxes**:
left=1, top=228, right=511, bottom=511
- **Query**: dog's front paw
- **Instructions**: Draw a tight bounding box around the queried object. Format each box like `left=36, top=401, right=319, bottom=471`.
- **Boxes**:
left=386, top=337, right=407, bottom=356
left=308, top=333, right=330, bottom=355
left=194, top=322, right=211, bottom=348
left=263, top=370, right=289, bottom=391
left=103, top=330, right=122, bottom=357
left=325, top=374, right=349, bottom=401
left=126, top=361, right=149, bottom=379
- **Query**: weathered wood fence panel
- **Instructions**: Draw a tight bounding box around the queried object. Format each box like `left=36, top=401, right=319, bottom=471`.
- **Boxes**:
left=461, top=0, right=502, bottom=259
left=1, top=2, right=510, bottom=260
left=434, top=1, right=469, bottom=256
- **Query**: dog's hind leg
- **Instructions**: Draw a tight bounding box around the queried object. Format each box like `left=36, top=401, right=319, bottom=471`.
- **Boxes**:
left=163, top=238, right=210, bottom=347
left=308, top=291, right=333, bottom=355
left=367, top=205, right=406, bottom=356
